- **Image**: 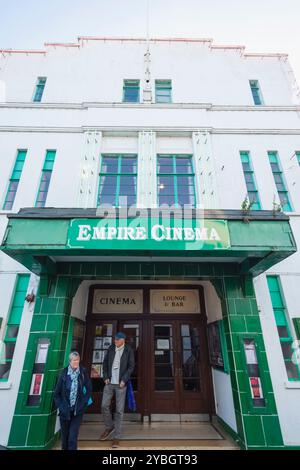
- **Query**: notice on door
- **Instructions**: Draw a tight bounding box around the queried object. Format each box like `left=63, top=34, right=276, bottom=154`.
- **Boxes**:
left=92, top=289, right=143, bottom=314
left=150, top=289, right=201, bottom=314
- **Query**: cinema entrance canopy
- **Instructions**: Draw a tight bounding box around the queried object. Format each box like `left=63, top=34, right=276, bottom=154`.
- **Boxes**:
left=1, top=208, right=296, bottom=277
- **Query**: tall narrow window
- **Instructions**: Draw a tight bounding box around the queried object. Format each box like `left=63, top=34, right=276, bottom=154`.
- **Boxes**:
left=0, top=274, right=30, bottom=381
left=155, top=80, right=172, bottom=103
left=240, top=151, right=261, bottom=209
left=268, top=151, right=293, bottom=211
left=3, top=149, right=27, bottom=210
left=267, top=276, right=300, bottom=380
left=97, top=155, right=137, bottom=207
left=123, top=80, right=140, bottom=103
left=296, top=151, right=300, bottom=166
left=33, top=77, right=47, bottom=102
left=157, top=155, right=196, bottom=207
left=249, top=80, right=263, bottom=105
left=35, top=150, right=56, bottom=208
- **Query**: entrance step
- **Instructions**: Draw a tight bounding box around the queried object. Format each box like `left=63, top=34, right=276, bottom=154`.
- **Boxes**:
left=150, top=414, right=210, bottom=422
left=83, top=413, right=141, bottom=422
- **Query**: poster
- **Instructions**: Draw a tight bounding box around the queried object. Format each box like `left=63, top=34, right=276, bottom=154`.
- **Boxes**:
left=94, top=337, right=103, bottom=349
left=35, top=343, right=49, bottom=364
left=92, top=350, right=104, bottom=363
left=157, top=339, right=170, bottom=350
left=29, top=373, right=44, bottom=396
left=103, top=337, right=112, bottom=349
left=91, top=364, right=102, bottom=378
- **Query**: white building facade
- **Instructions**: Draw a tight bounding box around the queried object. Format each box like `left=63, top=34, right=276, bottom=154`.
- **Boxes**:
left=0, top=37, right=300, bottom=449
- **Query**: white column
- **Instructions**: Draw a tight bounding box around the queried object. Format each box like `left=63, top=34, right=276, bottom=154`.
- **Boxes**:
left=137, top=131, right=156, bottom=208
left=76, top=131, right=102, bottom=208
left=192, top=130, right=219, bottom=209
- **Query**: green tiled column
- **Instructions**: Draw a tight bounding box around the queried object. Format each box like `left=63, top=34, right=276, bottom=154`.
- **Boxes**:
left=214, top=275, right=284, bottom=449
left=8, top=275, right=77, bottom=450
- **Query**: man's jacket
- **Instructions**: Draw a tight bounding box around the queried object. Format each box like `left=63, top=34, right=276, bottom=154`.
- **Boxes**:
left=103, top=343, right=135, bottom=384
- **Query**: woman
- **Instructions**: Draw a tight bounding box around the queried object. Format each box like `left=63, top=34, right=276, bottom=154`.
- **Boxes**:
left=54, top=351, right=92, bottom=450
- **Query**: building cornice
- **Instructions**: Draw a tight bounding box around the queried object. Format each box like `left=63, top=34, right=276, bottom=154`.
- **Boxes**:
left=0, top=126, right=300, bottom=135
left=0, top=102, right=299, bottom=112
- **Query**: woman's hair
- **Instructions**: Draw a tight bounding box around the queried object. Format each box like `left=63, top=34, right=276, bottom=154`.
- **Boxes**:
left=69, top=351, right=80, bottom=362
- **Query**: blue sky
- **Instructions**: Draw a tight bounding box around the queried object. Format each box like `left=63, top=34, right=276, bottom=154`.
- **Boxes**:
left=0, top=0, right=299, bottom=84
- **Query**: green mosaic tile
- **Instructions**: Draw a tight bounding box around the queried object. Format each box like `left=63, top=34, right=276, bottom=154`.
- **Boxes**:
left=44, top=370, right=59, bottom=393
left=243, top=415, right=266, bottom=447
left=229, top=316, right=247, bottom=333
left=184, top=263, right=199, bottom=276
left=141, top=263, right=155, bottom=276
left=33, top=297, right=42, bottom=314
left=170, top=263, right=185, bottom=276
left=111, top=262, right=126, bottom=276
left=58, top=263, right=71, bottom=275
left=236, top=371, right=249, bottom=392
left=235, top=298, right=253, bottom=316
left=239, top=391, right=250, bottom=410
left=224, top=277, right=243, bottom=299
left=55, top=277, right=70, bottom=297
left=8, top=415, right=30, bottom=447
left=232, top=350, right=246, bottom=371
left=41, top=297, right=59, bottom=314
left=95, top=262, right=111, bottom=276
left=27, top=415, right=49, bottom=446
left=250, top=298, right=259, bottom=315
left=245, top=316, right=262, bottom=333
left=226, top=298, right=236, bottom=315
left=230, top=333, right=242, bottom=351
left=14, top=391, right=26, bottom=413
left=56, top=298, right=72, bottom=315
left=47, top=315, right=64, bottom=332
left=46, top=411, right=58, bottom=444
left=30, top=315, right=47, bottom=332
left=126, top=263, right=141, bottom=276
left=81, top=263, right=96, bottom=276
left=262, top=415, right=283, bottom=446
left=235, top=412, right=245, bottom=440
left=265, top=393, right=277, bottom=414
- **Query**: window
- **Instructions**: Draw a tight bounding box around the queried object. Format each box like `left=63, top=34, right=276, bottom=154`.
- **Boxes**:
left=296, top=151, right=300, bottom=166
left=157, top=155, right=196, bottom=207
left=240, top=151, right=261, bottom=209
left=268, top=151, right=293, bottom=211
left=267, top=276, right=300, bottom=380
left=0, top=274, right=30, bottom=381
left=207, top=321, right=229, bottom=372
left=3, top=149, right=27, bottom=210
left=249, top=80, right=263, bottom=105
left=155, top=80, right=172, bottom=103
left=35, top=150, right=56, bottom=207
left=33, top=77, right=47, bottom=102
left=123, top=80, right=140, bottom=103
left=97, top=155, right=137, bottom=207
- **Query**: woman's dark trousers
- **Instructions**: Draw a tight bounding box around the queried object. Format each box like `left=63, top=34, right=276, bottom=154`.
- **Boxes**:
left=60, top=411, right=83, bottom=450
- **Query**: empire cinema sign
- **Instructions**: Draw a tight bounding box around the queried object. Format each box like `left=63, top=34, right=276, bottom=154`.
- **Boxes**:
left=67, top=217, right=230, bottom=250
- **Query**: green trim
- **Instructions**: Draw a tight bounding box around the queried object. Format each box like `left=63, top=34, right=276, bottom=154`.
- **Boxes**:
left=122, top=79, right=140, bottom=103
left=268, top=151, right=293, bottom=212
left=35, top=150, right=56, bottom=208
left=240, top=151, right=261, bottom=210
left=2, top=150, right=27, bottom=210
left=155, top=79, right=172, bottom=103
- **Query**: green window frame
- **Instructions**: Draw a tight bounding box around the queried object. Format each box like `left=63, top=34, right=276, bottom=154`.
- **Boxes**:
left=123, top=80, right=140, bottom=103
left=296, top=151, right=300, bottom=166
left=2, top=149, right=27, bottom=210
left=249, top=79, right=263, bottom=105
left=0, top=274, right=30, bottom=381
left=267, top=275, right=300, bottom=381
left=157, top=154, right=196, bottom=207
left=33, top=77, right=47, bottom=102
left=35, top=150, right=56, bottom=208
left=240, top=151, right=261, bottom=210
left=155, top=80, right=172, bottom=103
left=97, top=154, right=137, bottom=207
left=268, top=151, right=293, bottom=211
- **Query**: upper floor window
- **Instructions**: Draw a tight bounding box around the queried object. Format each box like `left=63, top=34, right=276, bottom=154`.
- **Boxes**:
left=2, top=149, right=27, bottom=210
left=97, top=154, right=137, bottom=207
left=268, top=151, right=293, bottom=212
left=33, top=77, right=47, bottom=102
left=240, top=151, right=261, bottom=210
left=155, top=80, right=172, bottom=103
left=157, top=155, right=196, bottom=207
left=296, top=151, right=300, bottom=166
left=249, top=80, right=263, bottom=105
left=123, top=80, right=140, bottom=103
left=35, top=150, right=56, bottom=208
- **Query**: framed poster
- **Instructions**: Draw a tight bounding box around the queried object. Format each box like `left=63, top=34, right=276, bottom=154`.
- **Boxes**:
left=29, top=373, right=44, bottom=396
left=207, top=321, right=225, bottom=370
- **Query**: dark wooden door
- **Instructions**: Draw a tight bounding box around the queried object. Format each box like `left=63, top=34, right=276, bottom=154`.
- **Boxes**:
left=148, top=319, right=211, bottom=414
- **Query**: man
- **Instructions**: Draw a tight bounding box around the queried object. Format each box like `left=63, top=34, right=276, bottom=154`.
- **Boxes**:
left=100, top=331, right=135, bottom=448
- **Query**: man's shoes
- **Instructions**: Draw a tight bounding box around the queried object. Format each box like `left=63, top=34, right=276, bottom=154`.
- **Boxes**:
left=112, top=440, right=119, bottom=448
left=99, top=428, right=115, bottom=441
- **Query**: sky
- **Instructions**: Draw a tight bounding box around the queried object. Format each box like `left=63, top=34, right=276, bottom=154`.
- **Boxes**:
left=0, top=0, right=299, bottom=85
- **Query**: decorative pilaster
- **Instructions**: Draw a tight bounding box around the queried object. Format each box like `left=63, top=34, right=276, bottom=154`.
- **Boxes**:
left=137, top=131, right=156, bottom=207
left=192, top=130, right=219, bottom=209
left=76, top=131, right=102, bottom=208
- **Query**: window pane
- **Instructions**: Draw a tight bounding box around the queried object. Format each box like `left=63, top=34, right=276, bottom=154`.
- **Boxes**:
left=0, top=362, right=11, bottom=380
left=285, top=361, right=300, bottom=379
left=101, top=158, right=118, bottom=173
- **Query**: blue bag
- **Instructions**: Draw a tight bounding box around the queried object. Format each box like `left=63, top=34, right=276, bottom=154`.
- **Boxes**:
left=83, top=385, right=93, bottom=406
left=126, top=380, right=136, bottom=411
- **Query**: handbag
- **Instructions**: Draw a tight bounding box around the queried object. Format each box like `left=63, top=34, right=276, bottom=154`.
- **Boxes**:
left=126, top=380, right=136, bottom=411
left=83, top=385, right=93, bottom=406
